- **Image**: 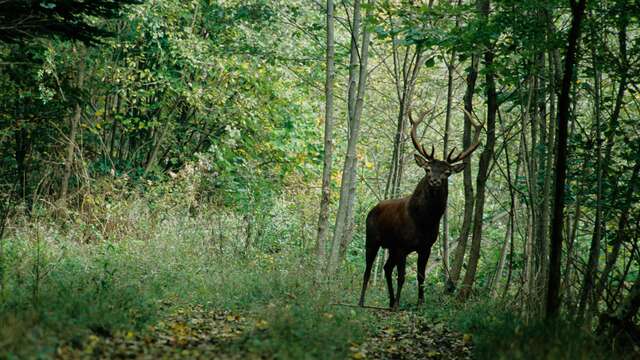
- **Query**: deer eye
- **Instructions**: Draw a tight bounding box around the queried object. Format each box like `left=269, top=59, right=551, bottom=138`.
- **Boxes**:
left=444, top=169, right=451, bottom=175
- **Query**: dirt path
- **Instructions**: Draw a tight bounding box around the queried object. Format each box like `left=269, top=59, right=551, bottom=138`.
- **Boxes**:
left=353, top=311, right=472, bottom=359
left=57, top=305, right=472, bottom=359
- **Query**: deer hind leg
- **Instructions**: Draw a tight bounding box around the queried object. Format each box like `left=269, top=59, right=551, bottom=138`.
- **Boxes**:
left=359, top=244, right=379, bottom=306
left=384, top=254, right=396, bottom=309
left=393, top=255, right=407, bottom=311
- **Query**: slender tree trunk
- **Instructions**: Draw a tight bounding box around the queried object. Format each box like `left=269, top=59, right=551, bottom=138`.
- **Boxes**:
left=328, top=0, right=374, bottom=275
left=440, top=0, right=461, bottom=282
left=520, top=74, right=537, bottom=308
left=538, top=54, right=556, bottom=305
left=459, top=0, right=496, bottom=300
left=109, top=94, right=119, bottom=160
left=441, top=52, right=455, bottom=280
left=447, top=53, right=479, bottom=292
left=594, top=158, right=640, bottom=308
left=491, top=111, right=518, bottom=296
left=534, top=52, right=551, bottom=307
left=315, top=0, right=336, bottom=270
left=592, top=4, right=630, bottom=306
left=143, top=101, right=177, bottom=176
left=546, top=0, right=587, bottom=320
left=60, top=47, right=85, bottom=203
left=577, top=16, right=603, bottom=321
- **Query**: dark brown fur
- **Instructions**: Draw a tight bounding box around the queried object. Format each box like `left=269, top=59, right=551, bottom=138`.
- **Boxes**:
left=358, top=158, right=464, bottom=310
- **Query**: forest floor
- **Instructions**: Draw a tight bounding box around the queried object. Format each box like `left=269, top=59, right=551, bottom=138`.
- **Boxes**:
left=3, top=206, right=610, bottom=359
left=56, top=303, right=473, bottom=359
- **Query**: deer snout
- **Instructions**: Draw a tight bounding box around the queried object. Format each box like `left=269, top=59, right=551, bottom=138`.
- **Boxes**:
left=429, top=179, right=441, bottom=187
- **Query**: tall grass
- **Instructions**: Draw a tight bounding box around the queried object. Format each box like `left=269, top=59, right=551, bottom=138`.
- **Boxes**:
left=0, top=181, right=378, bottom=358
left=0, top=176, right=620, bottom=359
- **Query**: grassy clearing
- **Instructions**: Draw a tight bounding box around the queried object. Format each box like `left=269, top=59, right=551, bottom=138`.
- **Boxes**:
left=0, top=195, right=377, bottom=358
left=0, top=191, right=617, bottom=359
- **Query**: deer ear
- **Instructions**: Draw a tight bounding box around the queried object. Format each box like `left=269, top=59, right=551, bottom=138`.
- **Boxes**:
left=414, top=154, right=429, bottom=168
left=451, top=163, right=465, bottom=173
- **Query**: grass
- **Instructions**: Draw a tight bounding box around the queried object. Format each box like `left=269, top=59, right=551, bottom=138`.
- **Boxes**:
left=0, top=196, right=378, bottom=358
left=0, top=191, right=620, bottom=359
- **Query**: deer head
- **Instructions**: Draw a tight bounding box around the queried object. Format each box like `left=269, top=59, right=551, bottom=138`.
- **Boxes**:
left=409, top=109, right=480, bottom=188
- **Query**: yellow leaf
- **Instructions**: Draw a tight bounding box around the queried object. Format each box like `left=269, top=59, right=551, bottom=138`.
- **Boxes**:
left=463, top=333, right=473, bottom=343
left=256, top=319, right=269, bottom=330
left=352, top=351, right=366, bottom=359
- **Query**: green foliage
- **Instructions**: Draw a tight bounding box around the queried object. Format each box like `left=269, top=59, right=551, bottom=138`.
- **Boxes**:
left=417, top=294, right=614, bottom=360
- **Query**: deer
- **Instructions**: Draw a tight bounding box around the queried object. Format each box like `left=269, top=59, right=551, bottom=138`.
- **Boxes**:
left=358, top=110, right=479, bottom=310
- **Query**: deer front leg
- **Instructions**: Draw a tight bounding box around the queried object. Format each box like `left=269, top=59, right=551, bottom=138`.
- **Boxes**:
left=393, top=256, right=407, bottom=311
left=417, top=249, right=430, bottom=306
left=384, top=256, right=396, bottom=309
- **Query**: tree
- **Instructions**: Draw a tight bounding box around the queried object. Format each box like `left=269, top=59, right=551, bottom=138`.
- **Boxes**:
left=316, top=0, right=336, bottom=271
left=458, top=0, right=496, bottom=301
left=546, top=0, right=587, bottom=320
left=0, top=0, right=141, bottom=44
left=327, top=0, right=375, bottom=276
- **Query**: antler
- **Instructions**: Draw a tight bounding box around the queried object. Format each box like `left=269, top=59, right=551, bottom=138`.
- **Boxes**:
left=408, top=108, right=435, bottom=161
left=447, top=142, right=480, bottom=164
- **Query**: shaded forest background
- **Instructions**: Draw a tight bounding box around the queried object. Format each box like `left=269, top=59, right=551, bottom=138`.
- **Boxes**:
left=1, top=0, right=640, bottom=358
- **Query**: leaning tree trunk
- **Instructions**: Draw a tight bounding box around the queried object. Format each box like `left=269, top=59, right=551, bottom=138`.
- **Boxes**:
left=546, top=0, right=587, bottom=320
left=316, top=0, right=336, bottom=271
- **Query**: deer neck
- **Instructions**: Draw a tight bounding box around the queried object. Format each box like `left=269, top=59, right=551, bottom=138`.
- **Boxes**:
left=408, top=177, right=448, bottom=223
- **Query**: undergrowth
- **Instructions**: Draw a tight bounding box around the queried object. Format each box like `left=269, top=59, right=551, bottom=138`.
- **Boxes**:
left=0, top=178, right=619, bottom=359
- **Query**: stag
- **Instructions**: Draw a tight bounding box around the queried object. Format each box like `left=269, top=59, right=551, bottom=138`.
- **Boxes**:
left=358, top=111, right=479, bottom=310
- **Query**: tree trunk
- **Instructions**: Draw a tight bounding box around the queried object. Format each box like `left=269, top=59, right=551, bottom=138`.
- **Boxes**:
left=447, top=53, right=479, bottom=292
left=592, top=4, right=630, bottom=307
left=546, top=0, right=587, bottom=320
left=60, top=48, right=85, bottom=203
left=458, top=0, right=496, bottom=300
left=577, top=15, right=604, bottom=321
left=491, top=111, right=519, bottom=297
left=327, top=0, right=374, bottom=276
left=594, top=158, right=640, bottom=309
left=441, top=51, right=455, bottom=280
left=315, top=0, right=336, bottom=270
left=15, top=124, right=30, bottom=203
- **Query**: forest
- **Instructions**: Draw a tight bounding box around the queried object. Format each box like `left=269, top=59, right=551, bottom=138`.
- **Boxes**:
left=1, top=0, right=639, bottom=358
